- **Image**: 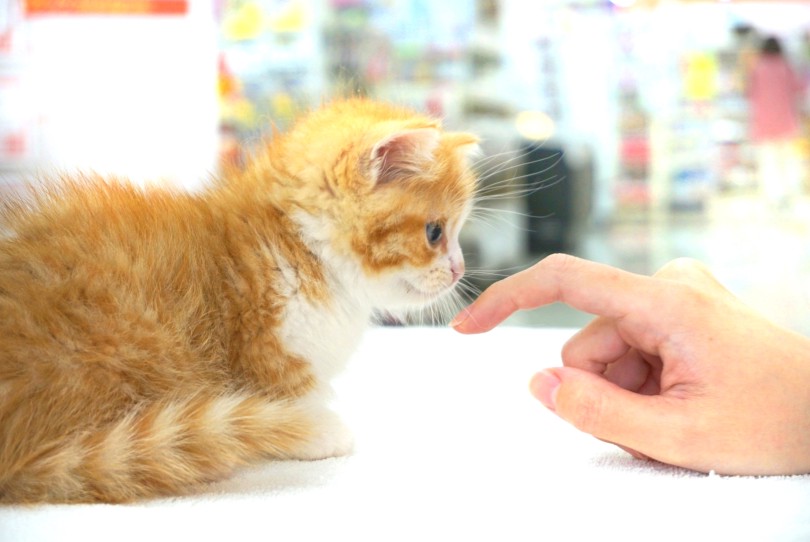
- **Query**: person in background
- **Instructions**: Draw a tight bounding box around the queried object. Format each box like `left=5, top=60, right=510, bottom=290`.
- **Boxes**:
left=746, top=35, right=806, bottom=212
left=452, top=254, right=810, bottom=476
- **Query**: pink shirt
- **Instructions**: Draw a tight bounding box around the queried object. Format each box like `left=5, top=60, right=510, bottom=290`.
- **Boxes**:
left=747, top=56, right=804, bottom=142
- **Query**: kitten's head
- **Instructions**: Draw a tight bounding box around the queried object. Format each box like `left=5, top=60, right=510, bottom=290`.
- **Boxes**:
left=275, top=99, right=479, bottom=311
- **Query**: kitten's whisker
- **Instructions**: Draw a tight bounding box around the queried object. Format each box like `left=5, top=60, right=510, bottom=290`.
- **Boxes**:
left=468, top=207, right=545, bottom=233
left=476, top=155, right=566, bottom=193
left=472, top=205, right=550, bottom=219
left=477, top=169, right=564, bottom=195
left=472, top=177, right=563, bottom=208
left=475, top=150, right=564, bottom=186
left=466, top=262, right=530, bottom=275
left=467, top=212, right=515, bottom=232
left=474, top=145, right=553, bottom=181
left=473, top=146, right=533, bottom=177
left=463, top=270, right=513, bottom=280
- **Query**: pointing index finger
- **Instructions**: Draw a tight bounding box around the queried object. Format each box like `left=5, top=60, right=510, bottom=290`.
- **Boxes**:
left=452, top=254, right=656, bottom=334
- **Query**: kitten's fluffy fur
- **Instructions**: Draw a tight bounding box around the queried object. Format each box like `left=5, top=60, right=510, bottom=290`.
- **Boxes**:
left=0, top=99, right=478, bottom=503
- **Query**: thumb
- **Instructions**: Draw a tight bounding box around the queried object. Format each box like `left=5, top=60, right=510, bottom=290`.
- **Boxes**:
left=530, top=368, right=676, bottom=456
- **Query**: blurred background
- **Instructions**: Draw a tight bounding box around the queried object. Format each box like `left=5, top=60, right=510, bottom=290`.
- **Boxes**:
left=2, top=0, right=810, bottom=331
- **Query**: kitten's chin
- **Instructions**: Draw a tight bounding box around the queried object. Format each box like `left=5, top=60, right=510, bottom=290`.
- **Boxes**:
left=368, top=277, right=458, bottom=311
left=399, top=279, right=457, bottom=307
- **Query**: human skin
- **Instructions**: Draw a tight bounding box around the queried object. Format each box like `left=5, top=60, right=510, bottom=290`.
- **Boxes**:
left=452, top=254, right=810, bottom=475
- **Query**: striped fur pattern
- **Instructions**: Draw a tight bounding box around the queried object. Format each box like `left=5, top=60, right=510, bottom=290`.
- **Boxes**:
left=0, top=99, right=478, bottom=503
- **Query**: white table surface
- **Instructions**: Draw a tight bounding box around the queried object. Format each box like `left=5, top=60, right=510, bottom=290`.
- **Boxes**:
left=2, top=327, right=809, bottom=541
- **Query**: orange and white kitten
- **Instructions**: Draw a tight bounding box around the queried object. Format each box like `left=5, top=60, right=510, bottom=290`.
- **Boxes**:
left=0, top=99, right=478, bottom=503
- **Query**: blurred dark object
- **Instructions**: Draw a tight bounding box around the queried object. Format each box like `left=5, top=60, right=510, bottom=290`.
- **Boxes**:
left=521, top=142, right=592, bottom=255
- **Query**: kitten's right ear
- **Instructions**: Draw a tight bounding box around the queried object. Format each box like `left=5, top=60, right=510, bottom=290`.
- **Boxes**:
left=368, top=128, right=440, bottom=186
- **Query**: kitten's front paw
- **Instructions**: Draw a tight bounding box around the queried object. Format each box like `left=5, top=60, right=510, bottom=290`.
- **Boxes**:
left=294, top=407, right=354, bottom=461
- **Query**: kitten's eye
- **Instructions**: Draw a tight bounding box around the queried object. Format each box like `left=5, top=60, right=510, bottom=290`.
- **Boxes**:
left=425, top=222, right=443, bottom=245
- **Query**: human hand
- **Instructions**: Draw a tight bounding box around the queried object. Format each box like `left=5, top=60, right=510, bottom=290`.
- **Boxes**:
left=451, top=254, right=810, bottom=475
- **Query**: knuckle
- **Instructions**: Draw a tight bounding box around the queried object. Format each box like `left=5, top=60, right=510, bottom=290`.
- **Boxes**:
left=655, top=257, right=714, bottom=283
left=560, top=318, right=612, bottom=369
left=560, top=337, right=578, bottom=365
left=543, top=253, right=579, bottom=275
left=559, top=332, right=591, bottom=368
left=540, top=253, right=580, bottom=297
left=657, top=257, right=701, bottom=274
left=675, top=282, right=714, bottom=310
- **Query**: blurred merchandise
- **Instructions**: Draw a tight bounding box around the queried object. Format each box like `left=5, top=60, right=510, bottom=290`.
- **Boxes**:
left=218, top=0, right=323, bottom=166
left=1, top=0, right=810, bottom=275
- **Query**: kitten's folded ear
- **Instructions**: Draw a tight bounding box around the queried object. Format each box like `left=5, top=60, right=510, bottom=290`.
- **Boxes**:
left=368, top=128, right=440, bottom=186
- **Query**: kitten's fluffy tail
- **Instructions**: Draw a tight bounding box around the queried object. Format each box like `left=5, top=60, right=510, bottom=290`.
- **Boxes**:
left=0, top=393, right=313, bottom=504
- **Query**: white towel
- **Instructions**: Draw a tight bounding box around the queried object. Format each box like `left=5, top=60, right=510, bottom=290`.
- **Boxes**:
left=2, top=327, right=809, bottom=541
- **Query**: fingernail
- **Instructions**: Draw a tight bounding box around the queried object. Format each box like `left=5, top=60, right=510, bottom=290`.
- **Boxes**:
left=530, top=370, right=561, bottom=412
left=450, top=308, right=470, bottom=328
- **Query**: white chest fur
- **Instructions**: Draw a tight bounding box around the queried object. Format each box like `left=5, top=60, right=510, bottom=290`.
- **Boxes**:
left=279, top=288, right=371, bottom=384
left=277, top=211, right=377, bottom=385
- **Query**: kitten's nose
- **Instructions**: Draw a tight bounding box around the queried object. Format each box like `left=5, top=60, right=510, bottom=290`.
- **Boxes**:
left=451, top=259, right=465, bottom=283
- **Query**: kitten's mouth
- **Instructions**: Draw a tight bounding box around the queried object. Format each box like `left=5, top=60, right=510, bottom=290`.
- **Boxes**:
left=402, top=280, right=456, bottom=302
